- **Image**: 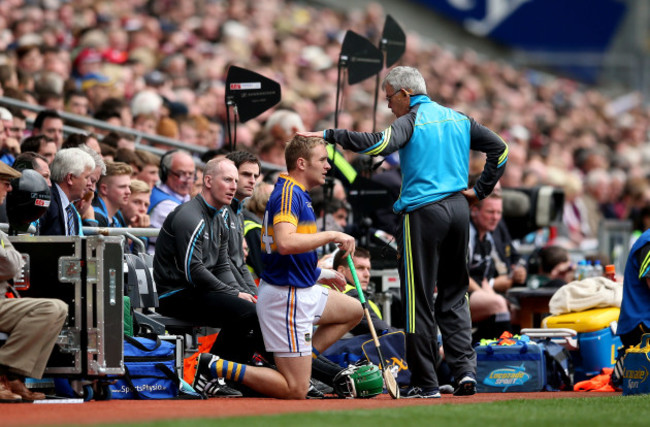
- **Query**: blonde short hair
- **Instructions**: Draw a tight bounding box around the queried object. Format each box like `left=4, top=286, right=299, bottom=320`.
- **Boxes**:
left=129, top=179, right=151, bottom=195
left=285, top=135, right=325, bottom=172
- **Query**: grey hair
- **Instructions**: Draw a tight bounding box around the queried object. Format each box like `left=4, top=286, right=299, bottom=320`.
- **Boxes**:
left=161, top=149, right=193, bottom=176
left=51, top=148, right=96, bottom=183
left=130, top=90, right=163, bottom=117
left=264, top=109, right=304, bottom=135
left=382, top=66, right=427, bottom=96
left=0, top=107, right=12, bottom=121
left=79, top=144, right=106, bottom=175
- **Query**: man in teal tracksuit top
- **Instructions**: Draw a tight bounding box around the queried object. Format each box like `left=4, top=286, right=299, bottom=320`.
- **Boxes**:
left=300, top=66, right=508, bottom=398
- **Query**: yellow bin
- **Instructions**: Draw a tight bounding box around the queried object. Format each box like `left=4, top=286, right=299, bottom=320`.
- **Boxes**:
left=542, top=307, right=619, bottom=333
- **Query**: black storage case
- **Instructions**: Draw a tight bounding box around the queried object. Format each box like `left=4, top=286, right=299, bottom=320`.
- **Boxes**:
left=10, top=235, right=125, bottom=380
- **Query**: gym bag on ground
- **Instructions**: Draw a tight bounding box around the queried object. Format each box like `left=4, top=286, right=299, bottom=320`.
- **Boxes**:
left=475, top=336, right=546, bottom=392
left=109, top=335, right=179, bottom=399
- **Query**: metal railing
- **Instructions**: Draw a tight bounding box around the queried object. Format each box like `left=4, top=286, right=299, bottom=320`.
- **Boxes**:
left=0, top=95, right=287, bottom=174
left=0, top=96, right=207, bottom=157
left=1, top=223, right=159, bottom=254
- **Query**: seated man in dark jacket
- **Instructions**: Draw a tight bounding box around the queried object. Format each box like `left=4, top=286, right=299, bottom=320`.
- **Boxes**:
left=153, top=158, right=261, bottom=391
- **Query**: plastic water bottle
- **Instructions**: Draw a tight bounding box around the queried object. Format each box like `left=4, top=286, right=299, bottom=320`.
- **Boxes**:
left=574, top=260, right=583, bottom=281
left=584, top=261, right=595, bottom=279
left=593, top=260, right=604, bottom=278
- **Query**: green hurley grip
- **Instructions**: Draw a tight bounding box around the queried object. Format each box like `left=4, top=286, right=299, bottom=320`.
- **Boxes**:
left=347, top=254, right=366, bottom=304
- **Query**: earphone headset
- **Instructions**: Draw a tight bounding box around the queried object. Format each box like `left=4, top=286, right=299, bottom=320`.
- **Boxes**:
left=158, top=149, right=179, bottom=183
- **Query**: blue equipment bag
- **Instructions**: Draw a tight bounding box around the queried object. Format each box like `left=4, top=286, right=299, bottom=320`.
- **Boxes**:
left=622, top=333, right=650, bottom=396
left=109, top=336, right=179, bottom=399
left=323, top=333, right=368, bottom=367
left=323, top=331, right=411, bottom=387
left=535, top=338, right=574, bottom=391
left=475, top=338, right=546, bottom=392
left=361, top=331, right=410, bottom=387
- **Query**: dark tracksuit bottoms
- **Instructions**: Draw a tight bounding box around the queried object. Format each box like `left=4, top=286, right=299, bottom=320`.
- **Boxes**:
left=396, top=192, right=476, bottom=388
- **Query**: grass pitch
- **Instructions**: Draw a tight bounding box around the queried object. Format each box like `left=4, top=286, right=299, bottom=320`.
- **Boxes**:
left=106, top=394, right=650, bottom=427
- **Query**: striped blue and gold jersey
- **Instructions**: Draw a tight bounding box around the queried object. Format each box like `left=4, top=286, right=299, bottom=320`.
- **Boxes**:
left=260, top=174, right=321, bottom=288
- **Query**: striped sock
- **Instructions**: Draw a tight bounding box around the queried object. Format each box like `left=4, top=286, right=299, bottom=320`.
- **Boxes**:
left=210, top=358, right=247, bottom=383
left=312, top=348, right=321, bottom=359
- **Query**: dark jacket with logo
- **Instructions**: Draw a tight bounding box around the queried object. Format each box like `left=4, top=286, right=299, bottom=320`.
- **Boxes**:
left=153, top=194, right=239, bottom=298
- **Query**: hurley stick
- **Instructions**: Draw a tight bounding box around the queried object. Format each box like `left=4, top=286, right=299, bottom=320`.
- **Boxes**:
left=347, top=255, right=399, bottom=399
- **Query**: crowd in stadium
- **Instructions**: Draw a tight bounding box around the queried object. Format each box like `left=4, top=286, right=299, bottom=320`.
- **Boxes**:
left=0, top=0, right=647, bottom=250
left=0, top=0, right=649, bottom=401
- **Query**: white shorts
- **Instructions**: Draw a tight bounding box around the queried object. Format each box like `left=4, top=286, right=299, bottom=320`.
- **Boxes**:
left=257, top=280, right=329, bottom=357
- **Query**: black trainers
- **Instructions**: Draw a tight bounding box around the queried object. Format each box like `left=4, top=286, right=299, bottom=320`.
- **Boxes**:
left=307, top=378, right=334, bottom=399
left=204, top=377, right=243, bottom=398
left=192, top=353, right=216, bottom=394
left=192, top=353, right=242, bottom=397
left=453, top=373, right=477, bottom=396
left=439, top=384, right=454, bottom=394
left=404, top=386, right=441, bottom=398
left=307, top=382, right=325, bottom=399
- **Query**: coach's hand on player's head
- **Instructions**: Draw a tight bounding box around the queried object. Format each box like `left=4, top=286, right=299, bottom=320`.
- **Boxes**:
left=295, top=131, right=322, bottom=139
left=332, top=232, right=355, bottom=259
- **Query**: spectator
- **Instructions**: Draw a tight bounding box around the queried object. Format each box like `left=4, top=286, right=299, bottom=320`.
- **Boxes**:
left=81, top=73, right=114, bottom=114
left=123, top=179, right=151, bottom=229
left=134, top=150, right=161, bottom=190
left=257, top=137, right=286, bottom=167
left=31, top=109, right=64, bottom=149
left=99, top=143, right=116, bottom=162
left=62, top=132, right=101, bottom=154
left=526, top=245, right=575, bottom=289
left=582, top=168, right=611, bottom=237
left=92, top=110, right=122, bottom=130
left=113, top=147, right=143, bottom=173
left=0, top=108, right=19, bottom=166
left=38, top=148, right=95, bottom=236
left=264, top=109, right=305, bottom=146
left=6, top=108, right=26, bottom=142
left=191, top=167, right=204, bottom=199
left=332, top=247, right=394, bottom=335
left=97, top=97, right=133, bottom=129
left=177, top=116, right=199, bottom=147
left=15, top=44, right=43, bottom=76
left=224, top=150, right=261, bottom=296
left=64, top=89, right=90, bottom=117
left=148, top=149, right=195, bottom=252
left=19, top=135, right=57, bottom=165
left=314, top=197, right=350, bottom=233
left=132, top=112, right=158, bottom=137
left=12, top=152, right=51, bottom=185
left=91, top=162, right=132, bottom=227
left=467, top=193, right=514, bottom=341
left=37, top=89, right=64, bottom=111
left=73, top=145, right=107, bottom=226
left=469, top=177, right=526, bottom=294
left=243, top=181, right=274, bottom=279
